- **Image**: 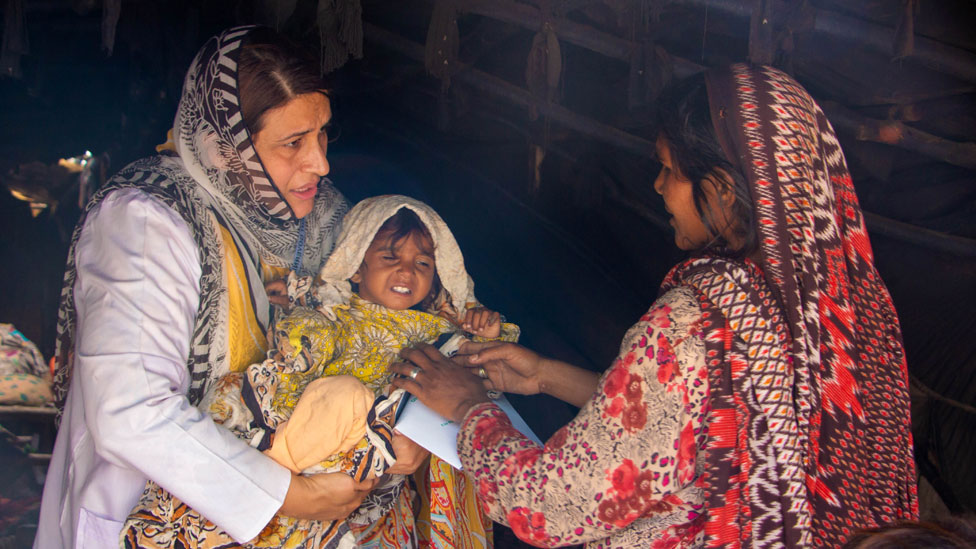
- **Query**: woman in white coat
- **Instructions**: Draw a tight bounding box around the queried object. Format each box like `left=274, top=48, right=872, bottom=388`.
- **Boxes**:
left=36, top=26, right=426, bottom=548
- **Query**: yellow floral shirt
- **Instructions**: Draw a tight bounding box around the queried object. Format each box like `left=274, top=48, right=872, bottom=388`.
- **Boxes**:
left=268, top=294, right=519, bottom=419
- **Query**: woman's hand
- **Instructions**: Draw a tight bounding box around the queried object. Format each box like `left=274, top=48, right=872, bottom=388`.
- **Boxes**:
left=278, top=472, right=378, bottom=522
left=454, top=341, right=544, bottom=396
left=457, top=341, right=600, bottom=408
left=391, top=344, right=490, bottom=423
left=385, top=431, right=430, bottom=475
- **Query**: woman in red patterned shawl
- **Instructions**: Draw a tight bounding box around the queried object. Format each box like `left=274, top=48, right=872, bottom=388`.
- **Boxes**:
left=391, top=64, right=919, bottom=548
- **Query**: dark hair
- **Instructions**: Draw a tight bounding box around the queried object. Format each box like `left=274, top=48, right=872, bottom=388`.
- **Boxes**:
left=841, top=516, right=976, bottom=549
left=368, top=207, right=443, bottom=312
left=655, top=72, right=756, bottom=258
left=238, top=27, right=329, bottom=135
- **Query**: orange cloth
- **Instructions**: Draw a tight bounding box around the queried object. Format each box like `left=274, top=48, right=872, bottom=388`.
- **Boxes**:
left=264, top=375, right=375, bottom=474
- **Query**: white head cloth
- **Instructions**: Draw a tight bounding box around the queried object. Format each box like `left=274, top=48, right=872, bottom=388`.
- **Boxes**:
left=314, top=195, right=477, bottom=320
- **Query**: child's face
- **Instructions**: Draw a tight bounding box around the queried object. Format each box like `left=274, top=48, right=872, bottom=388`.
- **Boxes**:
left=351, top=230, right=436, bottom=310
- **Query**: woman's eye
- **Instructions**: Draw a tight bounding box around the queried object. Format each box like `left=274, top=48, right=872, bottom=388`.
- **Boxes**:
left=284, top=138, right=301, bottom=148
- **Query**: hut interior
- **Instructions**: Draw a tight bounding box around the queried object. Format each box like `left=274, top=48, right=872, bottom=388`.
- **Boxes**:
left=1, top=0, right=974, bottom=545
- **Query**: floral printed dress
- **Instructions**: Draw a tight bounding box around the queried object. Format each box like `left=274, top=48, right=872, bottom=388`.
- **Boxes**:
left=458, top=287, right=710, bottom=548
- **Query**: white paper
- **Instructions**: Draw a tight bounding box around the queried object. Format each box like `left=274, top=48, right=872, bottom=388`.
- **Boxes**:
left=395, top=394, right=543, bottom=470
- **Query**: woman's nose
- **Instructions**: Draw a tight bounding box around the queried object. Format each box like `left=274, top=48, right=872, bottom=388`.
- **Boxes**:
left=304, top=141, right=330, bottom=176
left=653, top=169, right=665, bottom=195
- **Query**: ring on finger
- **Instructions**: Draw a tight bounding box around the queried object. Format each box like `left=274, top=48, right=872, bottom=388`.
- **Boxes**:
left=477, top=367, right=488, bottom=379
left=408, top=366, right=421, bottom=380
left=485, top=378, right=501, bottom=400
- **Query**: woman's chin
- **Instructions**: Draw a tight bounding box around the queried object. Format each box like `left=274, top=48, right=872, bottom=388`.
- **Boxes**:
left=289, top=200, right=315, bottom=219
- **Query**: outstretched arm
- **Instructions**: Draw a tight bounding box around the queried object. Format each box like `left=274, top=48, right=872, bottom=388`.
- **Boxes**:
left=453, top=294, right=709, bottom=546
left=455, top=341, right=599, bottom=408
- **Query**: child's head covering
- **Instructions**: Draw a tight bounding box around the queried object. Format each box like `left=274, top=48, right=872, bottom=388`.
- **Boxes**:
left=313, top=194, right=477, bottom=320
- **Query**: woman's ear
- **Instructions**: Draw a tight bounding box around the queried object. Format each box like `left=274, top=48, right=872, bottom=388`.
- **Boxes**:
left=710, top=168, right=737, bottom=207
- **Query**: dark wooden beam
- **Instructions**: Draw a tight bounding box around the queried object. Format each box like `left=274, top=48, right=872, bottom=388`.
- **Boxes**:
left=465, top=0, right=703, bottom=78
left=822, top=101, right=976, bottom=172
left=364, top=21, right=657, bottom=159
left=863, top=212, right=976, bottom=258
left=365, top=21, right=976, bottom=258
left=689, top=0, right=976, bottom=83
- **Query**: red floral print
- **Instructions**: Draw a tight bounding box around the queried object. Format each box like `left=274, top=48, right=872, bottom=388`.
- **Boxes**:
left=621, top=402, right=648, bottom=432
left=608, top=459, right=639, bottom=497
left=457, top=288, right=710, bottom=548
left=624, top=373, right=643, bottom=401
left=604, top=395, right=625, bottom=418
left=636, top=470, right=656, bottom=500
left=478, top=477, right=498, bottom=505
left=676, top=422, right=697, bottom=484
left=508, top=507, right=549, bottom=545
left=656, top=332, right=677, bottom=384
left=646, top=304, right=673, bottom=328
left=603, top=362, right=630, bottom=397
left=549, top=426, right=569, bottom=449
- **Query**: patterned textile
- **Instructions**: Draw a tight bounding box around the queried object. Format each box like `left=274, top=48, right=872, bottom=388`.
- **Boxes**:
left=122, top=386, right=408, bottom=549
left=121, top=297, right=456, bottom=548
left=245, top=295, right=463, bottom=454
left=0, top=324, right=46, bottom=378
left=123, top=196, right=518, bottom=547
left=458, top=287, right=709, bottom=548
left=660, top=64, right=917, bottom=547
left=0, top=373, right=52, bottom=406
left=51, top=26, right=348, bottom=424
left=414, top=454, right=494, bottom=549
left=348, top=484, right=417, bottom=548
left=457, top=64, right=915, bottom=548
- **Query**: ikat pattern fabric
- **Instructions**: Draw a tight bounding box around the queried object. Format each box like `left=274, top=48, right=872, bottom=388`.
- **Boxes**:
left=670, top=64, right=917, bottom=547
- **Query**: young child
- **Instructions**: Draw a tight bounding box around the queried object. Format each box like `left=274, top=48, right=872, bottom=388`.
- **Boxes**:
left=122, top=195, right=518, bottom=549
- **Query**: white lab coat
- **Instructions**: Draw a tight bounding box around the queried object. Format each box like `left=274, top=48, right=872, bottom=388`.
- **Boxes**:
left=35, top=189, right=290, bottom=548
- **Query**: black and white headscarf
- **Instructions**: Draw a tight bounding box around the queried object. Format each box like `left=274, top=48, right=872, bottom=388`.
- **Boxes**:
left=52, top=26, right=348, bottom=422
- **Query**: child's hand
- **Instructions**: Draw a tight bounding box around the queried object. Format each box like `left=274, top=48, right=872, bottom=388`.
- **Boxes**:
left=463, top=307, right=501, bottom=339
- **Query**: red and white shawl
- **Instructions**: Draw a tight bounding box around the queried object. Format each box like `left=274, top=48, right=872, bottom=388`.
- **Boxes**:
left=661, top=64, right=918, bottom=548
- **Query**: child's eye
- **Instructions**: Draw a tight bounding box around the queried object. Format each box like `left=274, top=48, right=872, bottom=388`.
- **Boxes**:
left=417, top=260, right=431, bottom=269
left=382, top=254, right=397, bottom=261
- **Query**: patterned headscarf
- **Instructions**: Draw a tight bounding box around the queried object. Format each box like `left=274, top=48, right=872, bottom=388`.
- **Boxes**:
left=660, top=64, right=917, bottom=547
left=52, top=26, right=348, bottom=422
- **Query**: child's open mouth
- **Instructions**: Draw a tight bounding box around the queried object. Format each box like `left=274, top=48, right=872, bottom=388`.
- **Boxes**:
left=391, top=286, right=412, bottom=295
